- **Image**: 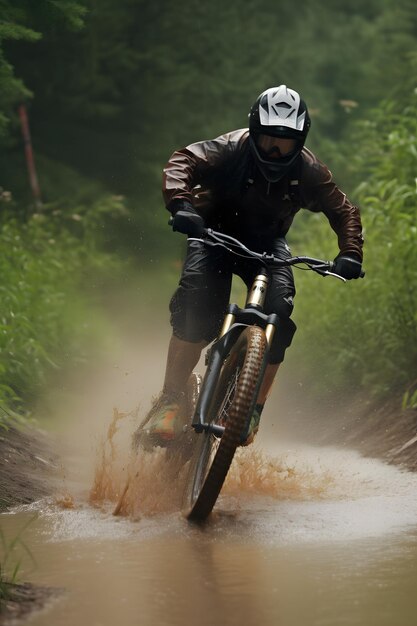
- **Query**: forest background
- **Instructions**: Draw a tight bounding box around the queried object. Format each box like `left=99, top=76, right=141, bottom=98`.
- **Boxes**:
left=0, top=0, right=416, bottom=424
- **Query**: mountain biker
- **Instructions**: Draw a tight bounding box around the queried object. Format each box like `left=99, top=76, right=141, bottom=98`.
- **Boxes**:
left=136, top=84, right=363, bottom=447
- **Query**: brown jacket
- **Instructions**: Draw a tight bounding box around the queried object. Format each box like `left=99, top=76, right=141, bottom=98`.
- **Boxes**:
left=162, top=128, right=363, bottom=259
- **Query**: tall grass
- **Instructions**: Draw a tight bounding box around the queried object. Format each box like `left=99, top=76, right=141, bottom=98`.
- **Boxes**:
left=0, top=191, right=126, bottom=424
left=289, top=88, right=417, bottom=396
left=0, top=517, right=36, bottom=611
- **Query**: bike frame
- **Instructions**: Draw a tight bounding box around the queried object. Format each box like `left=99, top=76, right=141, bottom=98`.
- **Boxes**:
left=183, top=226, right=357, bottom=439
left=192, top=292, right=279, bottom=437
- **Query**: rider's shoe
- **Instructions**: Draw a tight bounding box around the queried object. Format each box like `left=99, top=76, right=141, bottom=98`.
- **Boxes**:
left=241, top=403, right=264, bottom=446
left=133, top=392, right=185, bottom=450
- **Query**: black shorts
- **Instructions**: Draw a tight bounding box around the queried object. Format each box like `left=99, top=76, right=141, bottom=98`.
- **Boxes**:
left=169, top=237, right=296, bottom=363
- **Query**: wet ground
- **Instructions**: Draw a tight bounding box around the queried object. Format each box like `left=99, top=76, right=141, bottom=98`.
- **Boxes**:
left=2, top=332, right=417, bottom=626
left=3, top=435, right=417, bottom=626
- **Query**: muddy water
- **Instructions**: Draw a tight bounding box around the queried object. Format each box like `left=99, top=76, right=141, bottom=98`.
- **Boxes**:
left=2, top=334, right=417, bottom=625
left=3, top=438, right=417, bottom=626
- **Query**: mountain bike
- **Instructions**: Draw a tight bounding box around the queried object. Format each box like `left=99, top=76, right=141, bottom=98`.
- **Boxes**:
left=179, top=228, right=363, bottom=522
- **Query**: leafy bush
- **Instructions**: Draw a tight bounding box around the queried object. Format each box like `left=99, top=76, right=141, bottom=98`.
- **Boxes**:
left=0, top=191, right=126, bottom=424
left=289, top=87, right=417, bottom=396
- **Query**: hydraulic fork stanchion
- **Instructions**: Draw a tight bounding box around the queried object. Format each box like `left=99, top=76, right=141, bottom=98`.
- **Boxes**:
left=221, top=272, right=269, bottom=337
left=219, top=313, right=235, bottom=338
left=246, top=274, right=276, bottom=347
left=265, top=323, right=276, bottom=347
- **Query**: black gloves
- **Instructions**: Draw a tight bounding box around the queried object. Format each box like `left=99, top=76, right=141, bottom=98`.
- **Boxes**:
left=333, top=254, right=363, bottom=280
left=169, top=200, right=205, bottom=237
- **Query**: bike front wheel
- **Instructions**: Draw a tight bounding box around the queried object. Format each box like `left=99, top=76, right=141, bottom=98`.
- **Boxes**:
left=182, top=325, right=268, bottom=521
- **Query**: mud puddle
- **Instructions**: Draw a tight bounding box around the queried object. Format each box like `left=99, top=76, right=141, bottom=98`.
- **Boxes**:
left=2, top=422, right=417, bottom=626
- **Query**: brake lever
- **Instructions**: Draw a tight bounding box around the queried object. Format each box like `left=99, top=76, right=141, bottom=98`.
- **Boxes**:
left=322, top=270, right=347, bottom=282
left=308, top=265, right=347, bottom=282
left=187, top=237, right=205, bottom=243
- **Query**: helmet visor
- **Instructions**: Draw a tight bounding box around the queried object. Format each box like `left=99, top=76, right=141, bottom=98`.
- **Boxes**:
left=255, top=134, right=298, bottom=159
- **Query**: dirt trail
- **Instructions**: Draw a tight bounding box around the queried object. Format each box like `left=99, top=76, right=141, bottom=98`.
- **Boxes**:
left=0, top=425, right=59, bottom=624
left=0, top=366, right=415, bottom=625
left=287, top=390, right=417, bottom=472
left=0, top=425, right=56, bottom=512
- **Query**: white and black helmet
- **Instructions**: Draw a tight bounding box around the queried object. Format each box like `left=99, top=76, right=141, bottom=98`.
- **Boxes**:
left=249, top=85, right=311, bottom=182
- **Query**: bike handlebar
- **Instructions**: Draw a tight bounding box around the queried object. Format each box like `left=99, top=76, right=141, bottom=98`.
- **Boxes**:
left=168, top=219, right=365, bottom=280
left=199, top=228, right=345, bottom=279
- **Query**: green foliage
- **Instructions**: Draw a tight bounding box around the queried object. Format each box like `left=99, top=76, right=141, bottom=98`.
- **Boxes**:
left=0, top=516, right=36, bottom=610
left=0, top=189, right=125, bottom=423
left=402, top=388, right=417, bottom=410
left=290, top=86, right=417, bottom=396
left=0, top=0, right=416, bottom=412
left=3, top=0, right=417, bottom=197
left=0, top=15, right=36, bottom=139
left=0, top=0, right=85, bottom=143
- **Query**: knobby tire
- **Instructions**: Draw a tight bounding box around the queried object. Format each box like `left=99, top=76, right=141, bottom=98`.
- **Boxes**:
left=182, top=326, right=267, bottom=521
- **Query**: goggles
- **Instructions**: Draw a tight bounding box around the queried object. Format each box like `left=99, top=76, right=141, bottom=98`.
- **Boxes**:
left=255, top=134, right=298, bottom=159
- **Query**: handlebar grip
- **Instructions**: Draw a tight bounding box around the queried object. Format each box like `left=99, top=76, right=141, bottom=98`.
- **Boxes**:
left=330, top=260, right=365, bottom=279
left=168, top=214, right=208, bottom=238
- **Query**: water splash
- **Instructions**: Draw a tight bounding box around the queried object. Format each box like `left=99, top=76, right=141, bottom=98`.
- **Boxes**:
left=224, top=447, right=335, bottom=500
left=89, top=407, right=131, bottom=506
left=89, top=408, right=189, bottom=517
left=55, top=493, right=76, bottom=510
left=88, top=410, right=345, bottom=520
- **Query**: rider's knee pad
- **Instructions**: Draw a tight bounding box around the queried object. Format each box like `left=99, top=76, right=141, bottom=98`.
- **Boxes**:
left=266, top=293, right=296, bottom=364
left=268, top=317, right=297, bottom=364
